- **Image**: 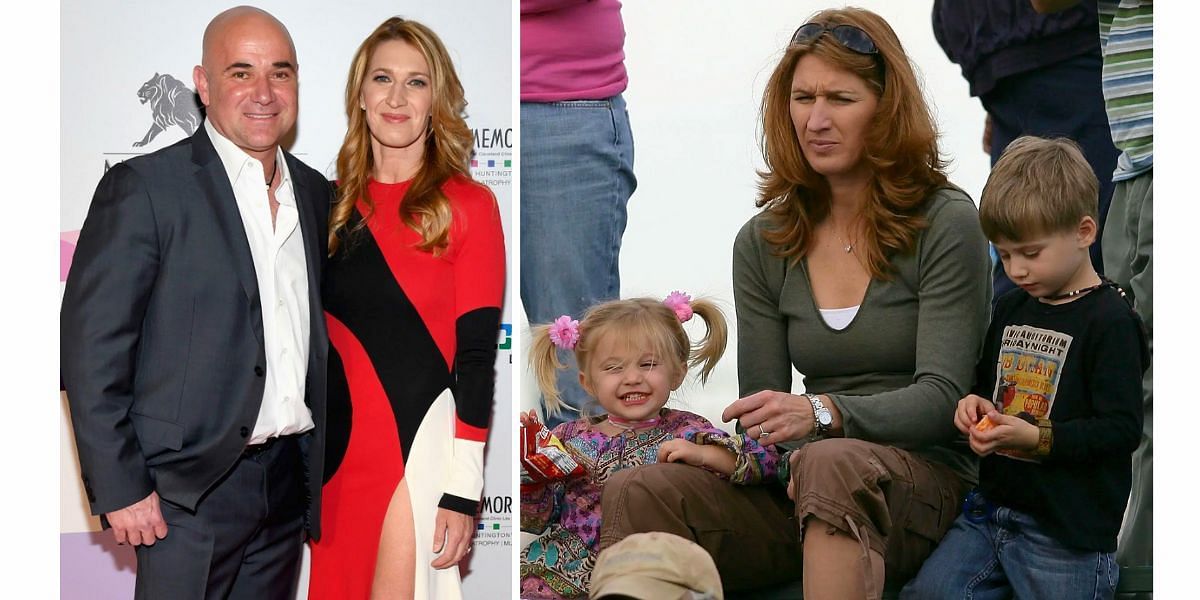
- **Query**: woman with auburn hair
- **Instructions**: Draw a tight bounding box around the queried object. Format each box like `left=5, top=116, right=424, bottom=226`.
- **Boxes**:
left=600, top=7, right=991, bottom=598
left=308, top=16, right=505, bottom=600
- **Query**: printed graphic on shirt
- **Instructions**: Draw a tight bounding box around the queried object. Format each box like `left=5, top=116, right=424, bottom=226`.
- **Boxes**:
left=992, top=325, right=1073, bottom=461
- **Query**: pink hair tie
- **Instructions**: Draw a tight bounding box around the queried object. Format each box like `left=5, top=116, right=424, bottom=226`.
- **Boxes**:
left=663, top=291, right=694, bottom=323
left=548, top=315, right=581, bottom=350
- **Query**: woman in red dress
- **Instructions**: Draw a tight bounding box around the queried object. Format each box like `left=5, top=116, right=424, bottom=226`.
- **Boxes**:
left=308, top=17, right=505, bottom=599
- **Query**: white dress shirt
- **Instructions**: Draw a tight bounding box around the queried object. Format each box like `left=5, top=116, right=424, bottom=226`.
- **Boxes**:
left=205, top=120, right=314, bottom=444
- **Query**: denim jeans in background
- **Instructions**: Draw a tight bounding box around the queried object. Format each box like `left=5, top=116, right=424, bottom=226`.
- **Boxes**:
left=520, top=94, right=636, bottom=429
left=901, top=493, right=1119, bottom=600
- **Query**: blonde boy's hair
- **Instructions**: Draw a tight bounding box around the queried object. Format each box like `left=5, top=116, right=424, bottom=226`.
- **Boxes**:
left=529, top=297, right=728, bottom=417
left=979, top=136, right=1099, bottom=242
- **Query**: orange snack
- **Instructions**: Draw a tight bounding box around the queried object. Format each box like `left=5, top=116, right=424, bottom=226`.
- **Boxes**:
left=975, top=415, right=996, bottom=432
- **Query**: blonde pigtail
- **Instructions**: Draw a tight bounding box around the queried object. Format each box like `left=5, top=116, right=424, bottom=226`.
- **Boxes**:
left=684, top=298, right=728, bottom=383
left=529, top=324, right=570, bottom=417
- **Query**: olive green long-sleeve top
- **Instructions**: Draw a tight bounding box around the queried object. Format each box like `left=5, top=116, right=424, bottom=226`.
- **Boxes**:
left=733, top=187, right=992, bottom=484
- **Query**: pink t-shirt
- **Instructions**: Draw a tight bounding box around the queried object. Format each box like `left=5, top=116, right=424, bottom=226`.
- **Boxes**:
left=520, top=0, right=628, bottom=102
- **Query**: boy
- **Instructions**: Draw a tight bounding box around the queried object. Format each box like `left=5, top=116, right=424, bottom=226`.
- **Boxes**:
left=901, top=136, right=1148, bottom=600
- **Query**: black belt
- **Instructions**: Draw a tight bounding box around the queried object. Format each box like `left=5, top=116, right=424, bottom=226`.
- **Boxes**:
left=242, top=433, right=301, bottom=458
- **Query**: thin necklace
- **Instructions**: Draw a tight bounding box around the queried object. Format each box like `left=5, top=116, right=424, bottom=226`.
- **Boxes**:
left=829, top=215, right=857, bottom=253
left=835, top=231, right=854, bottom=253
left=265, top=159, right=278, bottom=188
left=607, top=413, right=662, bottom=432
left=1042, top=278, right=1111, bottom=301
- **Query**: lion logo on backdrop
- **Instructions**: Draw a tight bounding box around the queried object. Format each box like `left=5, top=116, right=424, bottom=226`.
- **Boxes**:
left=133, top=73, right=203, bottom=148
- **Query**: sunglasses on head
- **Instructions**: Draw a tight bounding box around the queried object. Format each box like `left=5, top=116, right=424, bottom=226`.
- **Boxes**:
left=790, top=23, right=879, bottom=55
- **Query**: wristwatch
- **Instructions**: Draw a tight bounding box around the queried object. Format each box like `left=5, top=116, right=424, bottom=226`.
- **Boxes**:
left=805, top=393, right=833, bottom=441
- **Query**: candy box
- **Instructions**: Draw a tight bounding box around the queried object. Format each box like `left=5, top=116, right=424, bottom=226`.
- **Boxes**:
left=520, top=421, right=585, bottom=484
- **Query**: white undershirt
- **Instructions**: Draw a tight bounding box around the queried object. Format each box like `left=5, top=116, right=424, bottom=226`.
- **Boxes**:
left=205, top=120, right=314, bottom=444
left=818, top=305, right=861, bottom=330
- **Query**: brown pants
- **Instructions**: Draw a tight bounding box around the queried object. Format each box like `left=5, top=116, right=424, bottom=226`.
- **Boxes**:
left=598, top=439, right=969, bottom=594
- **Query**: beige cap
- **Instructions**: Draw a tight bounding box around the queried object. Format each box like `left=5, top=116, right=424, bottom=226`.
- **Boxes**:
left=589, top=532, right=723, bottom=600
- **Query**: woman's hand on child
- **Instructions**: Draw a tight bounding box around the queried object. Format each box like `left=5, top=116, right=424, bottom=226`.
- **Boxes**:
left=967, top=410, right=1039, bottom=456
left=954, top=394, right=996, bottom=435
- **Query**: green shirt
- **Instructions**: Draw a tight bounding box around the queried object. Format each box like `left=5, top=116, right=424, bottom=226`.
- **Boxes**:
left=733, top=187, right=992, bottom=484
left=1099, top=0, right=1153, bottom=179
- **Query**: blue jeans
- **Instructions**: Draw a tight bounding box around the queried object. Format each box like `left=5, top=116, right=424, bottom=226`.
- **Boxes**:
left=901, top=493, right=1119, bottom=600
left=520, top=94, right=636, bottom=428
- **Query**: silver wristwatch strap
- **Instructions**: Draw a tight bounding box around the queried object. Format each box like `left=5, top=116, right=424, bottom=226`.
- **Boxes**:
left=805, top=393, right=831, bottom=441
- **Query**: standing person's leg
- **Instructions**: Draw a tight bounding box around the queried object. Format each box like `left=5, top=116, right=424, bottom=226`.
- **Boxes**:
left=227, top=436, right=306, bottom=600
left=520, top=95, right=636, bottom=429
left=598, top=462, right=803, bottom=592
left=1107, top=171, right=1153, bottom=569
left=133, top=438, right=305, bottom=600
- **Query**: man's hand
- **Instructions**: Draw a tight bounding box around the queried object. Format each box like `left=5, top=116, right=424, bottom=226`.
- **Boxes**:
left=106, top=491, right=168, bottom=546
left=967, top=411, right=1039, bottom=456
left=954, top=394, right=996, bottom=435
left=430, top=508, right=473, bottom=569
left=723, top=390, right=830, bottom=446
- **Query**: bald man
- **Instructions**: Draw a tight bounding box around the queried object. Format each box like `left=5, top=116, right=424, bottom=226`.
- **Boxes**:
left=61, top=6, right=330, bottom=598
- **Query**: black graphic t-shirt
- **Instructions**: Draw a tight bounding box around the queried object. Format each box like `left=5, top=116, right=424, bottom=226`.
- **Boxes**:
left=972, top=285, right=1148, bottom=552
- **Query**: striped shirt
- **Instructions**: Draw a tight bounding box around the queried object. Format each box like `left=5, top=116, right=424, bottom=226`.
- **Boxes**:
left=1099, top=0, right=1153, bottom=180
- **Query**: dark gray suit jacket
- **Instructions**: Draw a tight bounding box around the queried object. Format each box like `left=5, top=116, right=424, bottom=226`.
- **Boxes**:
left=61, top=126, right=330, bottom=539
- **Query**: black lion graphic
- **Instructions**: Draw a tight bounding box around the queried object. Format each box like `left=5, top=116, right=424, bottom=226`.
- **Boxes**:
left=133, top=73, right=203, bottom=148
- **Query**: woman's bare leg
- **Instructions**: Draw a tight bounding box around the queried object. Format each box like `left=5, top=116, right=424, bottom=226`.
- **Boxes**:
left=371, top=479, right=417, bottom=600
left=802, top=516, right=885, bottom=600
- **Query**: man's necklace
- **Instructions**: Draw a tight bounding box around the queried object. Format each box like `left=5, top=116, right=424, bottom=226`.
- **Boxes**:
left=265, top=159, right=278, bottom=188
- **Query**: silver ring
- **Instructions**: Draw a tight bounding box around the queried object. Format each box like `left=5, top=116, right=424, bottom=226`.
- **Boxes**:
left=758, top=425, right=770, bottom=439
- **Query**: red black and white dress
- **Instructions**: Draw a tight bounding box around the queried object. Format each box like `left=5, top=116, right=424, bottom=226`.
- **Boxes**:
left=308, top=175, right=505, bottom=599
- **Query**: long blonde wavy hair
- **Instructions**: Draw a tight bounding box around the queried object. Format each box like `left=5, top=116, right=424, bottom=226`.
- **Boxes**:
left=328, top=17, right=475, bottom=256
left=757, top=7, right=948, bottom=278
left=530, top=296, right=728, bottom=417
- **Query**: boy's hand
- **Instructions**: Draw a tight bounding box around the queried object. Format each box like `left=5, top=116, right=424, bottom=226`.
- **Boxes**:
left=955, top=394, right=996, bottom=435
left=967, top=410, right=1039, bottom=456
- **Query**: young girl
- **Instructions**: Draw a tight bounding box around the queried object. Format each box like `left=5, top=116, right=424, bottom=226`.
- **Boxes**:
left=519, top=292, right=780, bottom=599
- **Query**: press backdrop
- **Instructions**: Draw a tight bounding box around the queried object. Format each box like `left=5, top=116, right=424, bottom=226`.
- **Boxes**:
left=59, top=2, right=514, bottom=598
